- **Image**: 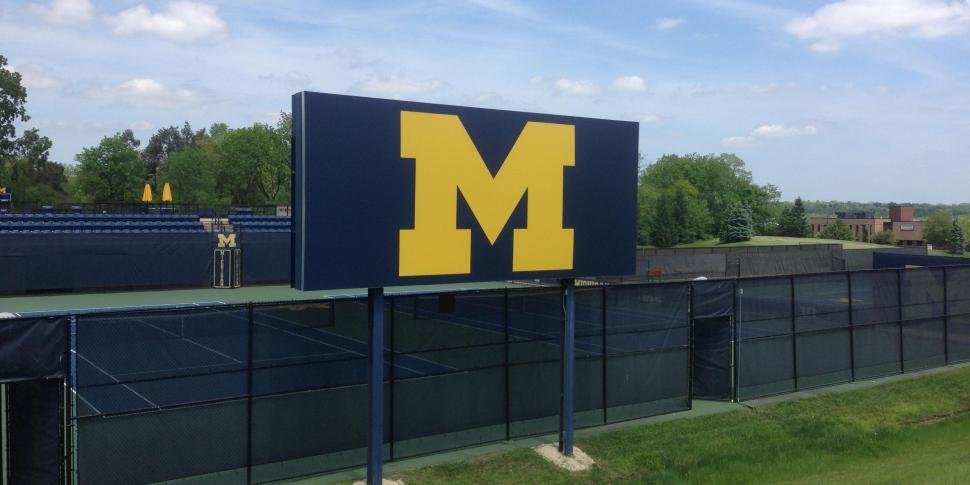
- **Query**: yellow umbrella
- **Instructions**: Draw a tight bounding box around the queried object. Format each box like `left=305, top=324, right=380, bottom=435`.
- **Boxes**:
left=141, top=184, right=153, bottom=202
left=162, top=182, right=173, bottom=203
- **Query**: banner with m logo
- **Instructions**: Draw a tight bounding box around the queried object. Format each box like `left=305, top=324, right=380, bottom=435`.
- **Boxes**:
left=292, top=92, right=637, bottom=291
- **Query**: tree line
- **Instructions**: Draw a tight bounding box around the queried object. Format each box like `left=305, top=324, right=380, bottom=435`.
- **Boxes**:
left=0, top=55, right=290, bottom=207
left=636, top=153, right=815, bottom=247
left=3, top=52, right=968, bottom=251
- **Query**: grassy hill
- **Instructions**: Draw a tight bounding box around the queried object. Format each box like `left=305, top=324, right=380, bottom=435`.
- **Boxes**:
left=391, top=365, right=970, bottom=485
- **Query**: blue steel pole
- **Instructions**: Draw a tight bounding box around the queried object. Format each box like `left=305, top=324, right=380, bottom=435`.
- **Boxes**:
left=367, top=287, right=385, bottom=484
left=560, top=278, right=575, bottom=456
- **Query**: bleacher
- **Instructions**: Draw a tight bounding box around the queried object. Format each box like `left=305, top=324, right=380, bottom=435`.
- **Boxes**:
left=228, top=214, right=291, bottom=232
left=0, top=213, right=205, bottom=233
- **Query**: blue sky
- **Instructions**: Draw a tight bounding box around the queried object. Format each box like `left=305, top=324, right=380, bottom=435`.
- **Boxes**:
left=2, top=0, right=970, bottom=202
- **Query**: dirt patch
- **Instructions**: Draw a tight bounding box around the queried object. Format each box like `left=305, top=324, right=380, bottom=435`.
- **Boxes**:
left=906, top=407, right=970, bottom=425
left=534, top=444, right=595, bottom=472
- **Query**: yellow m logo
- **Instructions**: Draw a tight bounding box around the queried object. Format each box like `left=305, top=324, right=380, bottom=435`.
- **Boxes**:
left=217, top=233, right=237, bottom=248
left=399, top=111, right=574, bottom=276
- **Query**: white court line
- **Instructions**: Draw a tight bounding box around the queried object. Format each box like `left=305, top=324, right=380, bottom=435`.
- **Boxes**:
left=251, top=314, right=446, bottom=375
left=72, top=388, right=102, bottom=416
left=76, top=353, right=158, bottom=409
left=249, top=306, right=459, bottom=373
left=134, top=318, right=243, bottom=364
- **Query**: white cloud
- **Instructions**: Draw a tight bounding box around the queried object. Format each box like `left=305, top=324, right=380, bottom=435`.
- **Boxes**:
left=529, top=74, right=544, bottom=84
left=29, top=0, right=94, bottom=25
left=722, top=123, right=817, bottom=146
left=751, top=124, right=817, bottom=137
left=88, top=78, right=198, bottom=108
left=611, top=75, right=648, bottom=92
left=13, top=64, right=64, bottom=90
left=554, top=78, right=598, bottom=95
left=105, top=1, right=228, bottom=43
left=351, top=74, right=447, bottom=97
left=639, top=114, right=661, bottom=123
left=786, top=0, right=970, bottom=53
left=656, top=17, right=685, bottom=30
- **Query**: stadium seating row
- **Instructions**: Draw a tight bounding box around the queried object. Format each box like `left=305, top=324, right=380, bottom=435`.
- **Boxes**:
left=0, top=229, right=205, bottom=234
left=1, top=221, right=202, bottom=227
left=229, top=215, right=292, bottom=232
left=0, top=213, right=199, bottom=221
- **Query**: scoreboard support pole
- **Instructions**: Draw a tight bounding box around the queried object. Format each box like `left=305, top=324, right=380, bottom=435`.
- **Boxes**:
left=367, top=287, right=385, bottom=485
left=559, top=278, right=576, bottom=456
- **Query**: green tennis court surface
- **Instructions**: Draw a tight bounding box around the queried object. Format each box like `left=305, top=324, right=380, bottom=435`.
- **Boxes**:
left=0, top=281, right=524, bottom=315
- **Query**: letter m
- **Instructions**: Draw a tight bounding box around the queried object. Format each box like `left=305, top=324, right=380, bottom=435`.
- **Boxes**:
left=217, top=233, right=237, bottom=248
left=399, top=111, right=574, bottom=276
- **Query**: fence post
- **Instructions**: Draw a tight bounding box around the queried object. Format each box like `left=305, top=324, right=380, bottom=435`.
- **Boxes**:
left=897, top=269, right=905, bottom=374
left=943, top=267, right=949, bottom=365
left=366, top=288, right=385, bottom=485
left=732, top=280, right=740, bottom=402
left=388, top=297, right=395, bottom=461
left=790, top=275, right=798, bottom=392
left=63, top=316, right=74, bottom=485
left=687, top=283, right=694, bottom=409
left=847, top=273, right=856, bottom=381
left=246, top=303, right=254, bottom=485
left=601, top=285, right=608, bottom=424
left=559, top=279, right=575, bottom=456
left=504, top=288, right=510, bottom=441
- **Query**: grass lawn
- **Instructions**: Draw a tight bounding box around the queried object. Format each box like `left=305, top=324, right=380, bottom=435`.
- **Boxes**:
left=393, top=365, right=970, bottom=484
left=928, top=249, right=970, bottom=259
left=652, top=235, right=887, bottom=250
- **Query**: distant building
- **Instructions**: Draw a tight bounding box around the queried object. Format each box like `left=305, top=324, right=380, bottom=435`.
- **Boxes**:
left=809, top=205, right=925, bottom=246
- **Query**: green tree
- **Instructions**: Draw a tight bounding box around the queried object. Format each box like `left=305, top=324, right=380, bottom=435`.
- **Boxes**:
left=142, top=122, right=198, bottom=186
left=216, top=119, right=289, bottom=205
left=818, top=219, right=854, bottom=241
left=871, top=230, right=896, bottom=245
left=76, top=132, right=145, bottom=202
left=158, top=141, right=224, bottom=206
left=947, top=219, right=965, bottom=255
left=778, top=197, right=810, bottom=237
left=924, top=212, right=952, bottom=246
left=0, top=55, right=70, bottom=202
left=958, top=215, right=970, bottom=245
left=647, top=180, right=711, bottom=248
left=5, top=128, right=67, bottom=201
left=719, top=202, right=754, bottom=243
left=0, top=54, right=28, bottom=159
left=639, top=153, right=780, bottom=238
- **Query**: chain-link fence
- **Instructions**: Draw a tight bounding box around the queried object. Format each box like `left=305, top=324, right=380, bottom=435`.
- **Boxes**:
left=7, top=263, right=958, bottom=483
left=71, top=285, right=691, bottom=484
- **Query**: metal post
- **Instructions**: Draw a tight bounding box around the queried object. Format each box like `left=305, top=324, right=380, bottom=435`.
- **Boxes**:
left=367, top=288, right=385, bottom=485
left=246, top=303, right=254, bottom=485
left=897, top=269, right=905, bottom=374
left=943, top=267, right=949, bottom=365
left=601, top=285, right=608, bottom=424
left=388, top=297, right=395, bottom=461
left=847, top=273, right=856, bottom=381
left=63, top=317, right=73, bottom=485
left=733, top=281, right=741, bottom=402
left=687, top=283, right=695, bottom=407
left=504, top=288, right=511, bottom=441
left=559, top=278, right=575, bottom=456
left=790, top=275, right=798, bottom=391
